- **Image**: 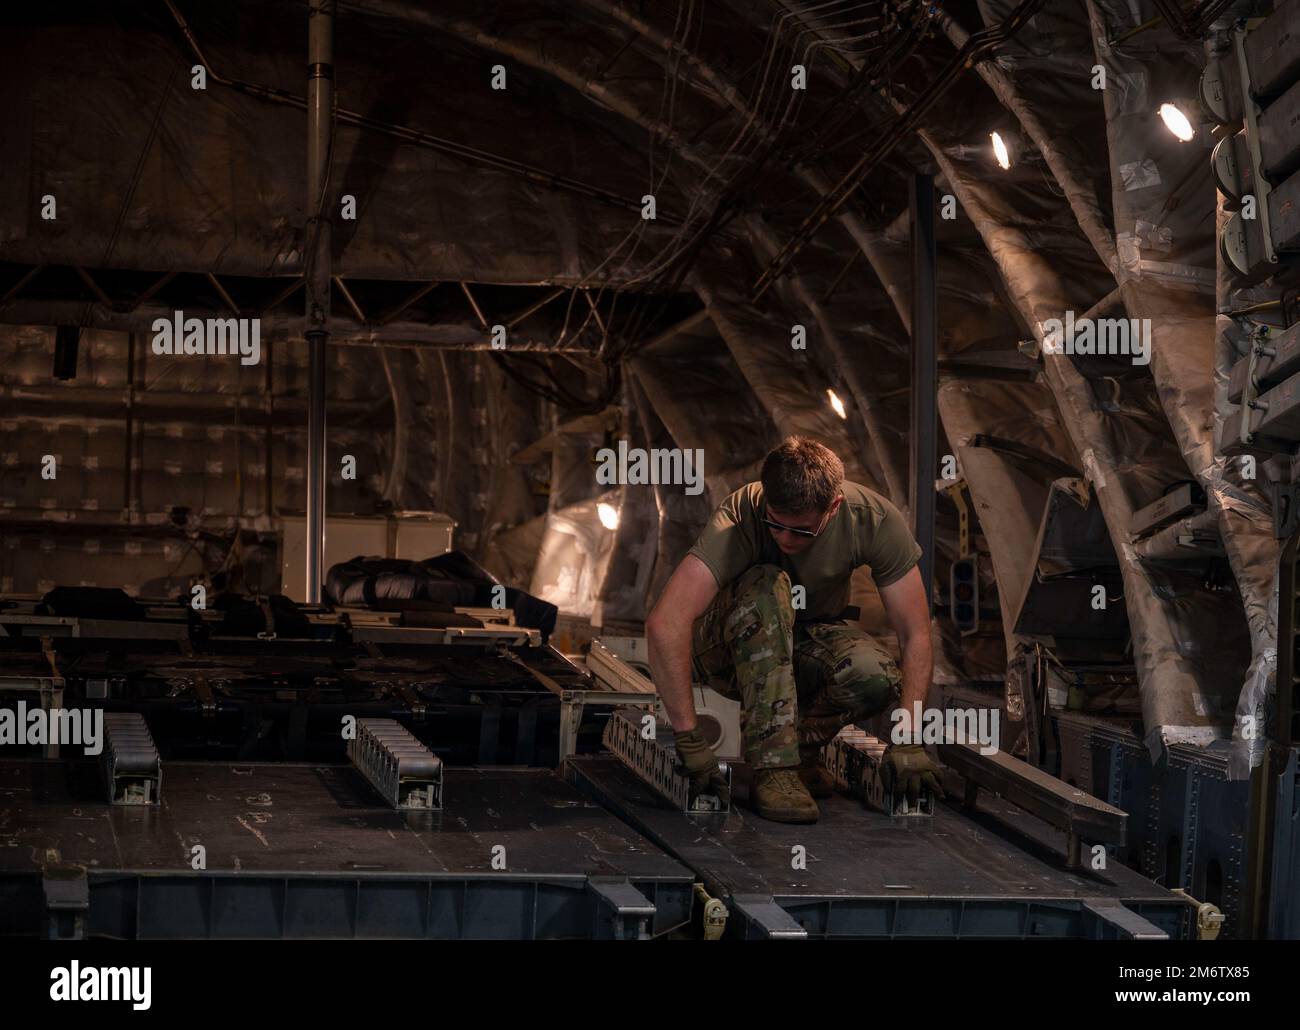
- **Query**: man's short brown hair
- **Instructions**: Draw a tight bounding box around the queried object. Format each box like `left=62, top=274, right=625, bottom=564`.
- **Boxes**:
left=760, top=436, right=844, bottom=514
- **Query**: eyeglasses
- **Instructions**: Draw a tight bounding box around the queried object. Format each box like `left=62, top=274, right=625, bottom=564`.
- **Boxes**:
left=762, top=510, right=830, bottom=539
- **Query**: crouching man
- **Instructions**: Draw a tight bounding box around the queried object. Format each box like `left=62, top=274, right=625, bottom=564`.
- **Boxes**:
left=645, top=436, right=943, bottom=823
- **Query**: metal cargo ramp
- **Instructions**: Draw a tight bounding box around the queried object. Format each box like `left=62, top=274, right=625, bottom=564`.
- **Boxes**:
left=0, top=760, right=693, bottom=940
left=565, top=756, right=1192, bottom=940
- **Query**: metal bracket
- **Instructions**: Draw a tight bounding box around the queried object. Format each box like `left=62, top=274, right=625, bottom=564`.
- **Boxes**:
left=587, top=877, right=656, bottom=940
left=0, top=672, right=66, bottom=758
left=560, top=694, right=586, bottom=763
left=1239, top=326, right=1276, bottom=448
left=39, top=634, right=61, bottom=680
left=256, top=596, right=277, bottom=639
left=730, top=895, right=808, bottom=940
left=944, top=478, right=971, bottom=559
left=42, top=863, right=89, bottom=941
left=389, top=682, right=427, bottom=720
left=191, top=674, right=216, bottom=718
left=1232, top=23, right=1279, bottom=266
left=1080, top=899, right=1170, bottom=940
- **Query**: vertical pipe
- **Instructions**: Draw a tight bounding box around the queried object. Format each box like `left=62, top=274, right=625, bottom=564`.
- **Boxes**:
left=265, top=339, right=274, bottom=517
left=304, top=0, right=334, bottom=603
left=124, top=332, right=135, bottom=512
left=909, top=173, right=938, bottom=607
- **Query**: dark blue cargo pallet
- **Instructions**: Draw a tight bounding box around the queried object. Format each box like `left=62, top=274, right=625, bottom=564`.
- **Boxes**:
left=0, top=760, right=694, bottom=940
left=565, top=756, right=1190, bottom=940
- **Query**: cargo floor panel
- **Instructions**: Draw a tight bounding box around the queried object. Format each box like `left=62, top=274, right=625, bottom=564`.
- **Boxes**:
left=0, top=761, right=694, bottom=939
left=565, top=756, right=1190, bottom=940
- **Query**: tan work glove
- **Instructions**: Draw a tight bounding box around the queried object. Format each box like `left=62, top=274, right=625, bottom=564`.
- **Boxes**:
left=673, top=726, right=731, bottom=807
left=881, top=743, right=945, bottom=807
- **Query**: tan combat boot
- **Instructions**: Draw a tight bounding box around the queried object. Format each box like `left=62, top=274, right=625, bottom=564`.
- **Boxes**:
left=752, top=768, right=820, bottom=823
left=797, top=745, right=835, bottom=799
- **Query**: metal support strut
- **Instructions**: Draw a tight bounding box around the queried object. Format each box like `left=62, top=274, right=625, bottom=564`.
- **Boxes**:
left=304, top=0, right=335, bottom=603
left=910, top=173, right=938, bottom=604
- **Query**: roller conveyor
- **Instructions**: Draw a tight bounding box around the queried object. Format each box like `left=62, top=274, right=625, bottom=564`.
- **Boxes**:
left=601, top=706, right=731, bottom=813
left=347, top=718, right=443, bottom=810
left=102, top=712, right=161, bottom=805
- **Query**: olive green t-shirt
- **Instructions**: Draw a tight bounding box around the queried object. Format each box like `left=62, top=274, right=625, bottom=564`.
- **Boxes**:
left=687, top=481, right=921, bottom=621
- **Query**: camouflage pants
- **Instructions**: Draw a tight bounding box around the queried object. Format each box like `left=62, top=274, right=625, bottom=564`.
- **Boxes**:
left=691, top=564, right=902, bottom=769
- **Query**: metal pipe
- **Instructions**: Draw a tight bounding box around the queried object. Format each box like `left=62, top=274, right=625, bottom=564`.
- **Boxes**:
left=265, top=336, right=274, bottom=518
left=0, top=298, right=598, bottom=349
left=0, top=385, right=381, bottom=425
left=333, top=276, right=366, bottom=323
left=123, top=332, right=136, bottom=512
left=378, top=346, right=407, bottom=506
left=304, top=0, right=335, bottom=604
left=459, top=281, right=489, bottom=330
left=909, top=174, right=938, bottom=606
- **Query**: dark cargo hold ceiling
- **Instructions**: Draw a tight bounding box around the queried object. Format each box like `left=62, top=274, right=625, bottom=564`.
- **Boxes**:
left=0, top=0, right=1284, bottom=777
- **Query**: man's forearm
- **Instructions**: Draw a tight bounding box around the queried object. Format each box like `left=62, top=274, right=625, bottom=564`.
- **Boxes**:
left=645, top=615, right=698, bottom=732
left=892, top=632, right=933, bottom=745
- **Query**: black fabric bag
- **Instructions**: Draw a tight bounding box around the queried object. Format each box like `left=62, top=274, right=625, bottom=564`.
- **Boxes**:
left=40, top=586, right=147, bottom=621
left=325, top=557, right=477, bottom=607
left=325, top=552, right=558, bottom=640
left=213, top=593, right=314, bottom=638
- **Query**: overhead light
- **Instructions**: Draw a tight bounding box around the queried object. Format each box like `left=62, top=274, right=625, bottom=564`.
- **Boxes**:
left=990, top=131, right=1011, bottom=170
left=597, top=502, right=620, bottom=530
left=826, top=388, right=847, bottom=419
left=1158, top=102, right=1195, bottom=142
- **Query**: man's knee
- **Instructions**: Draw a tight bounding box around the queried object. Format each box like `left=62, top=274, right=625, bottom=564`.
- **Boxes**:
left=722, top=564, right=794, bottom=644
left=820, top=641, right=901, bottom=713
left=734, top=563, right=791, bottom=599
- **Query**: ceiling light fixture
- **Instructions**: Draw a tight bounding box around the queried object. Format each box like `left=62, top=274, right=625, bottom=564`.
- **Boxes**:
left=1158, top=102, right=1195, bottom=142
left=991, top=131, right=1011, bottom=170
left=827, top=389, right=847, bottom=419
left=597, top=502, right=620, bottom=530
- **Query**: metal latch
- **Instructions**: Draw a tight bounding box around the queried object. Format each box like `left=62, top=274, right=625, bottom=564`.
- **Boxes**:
left=1171, top=889, right=1227, bottom=941
left=694, top=884, right=728, bottom=940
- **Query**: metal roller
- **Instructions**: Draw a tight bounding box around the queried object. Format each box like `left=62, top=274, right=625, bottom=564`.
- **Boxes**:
left=348, top=717, right=443, bottom=810
left=102, top=712, right=161, bottom=805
